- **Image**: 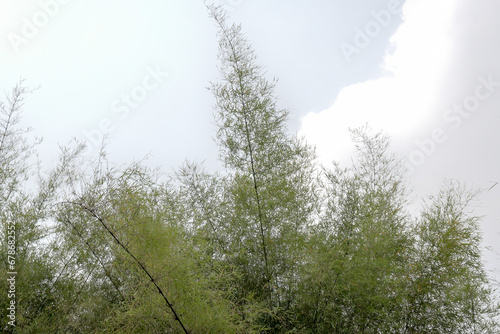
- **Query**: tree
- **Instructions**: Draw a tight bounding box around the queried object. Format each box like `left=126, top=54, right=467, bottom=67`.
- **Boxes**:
left=206, top=4, right=318, bottom=330
left=2, top=6, right=499, bottom=332
left=404, top=182, right=500, bottom=333
left=297, top=128, right=414, bottom=333
left=49, top=152, right=244, bottom=333
left=296, top=128, right=500, bottom=333
left=0, top=82, right=59, bottom=332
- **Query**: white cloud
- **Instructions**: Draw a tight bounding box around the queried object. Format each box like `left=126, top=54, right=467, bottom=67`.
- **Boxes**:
left=299, top=0, right=459, bottom=166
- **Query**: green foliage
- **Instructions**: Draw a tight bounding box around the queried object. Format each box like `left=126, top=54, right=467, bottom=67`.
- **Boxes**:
left=404, top=182, right=500, bottom=333
left=1, top=7, right=499, bottom=333
left=296, top=129, right=413, bottom=333
left=207, top=4, right=320, bottom=330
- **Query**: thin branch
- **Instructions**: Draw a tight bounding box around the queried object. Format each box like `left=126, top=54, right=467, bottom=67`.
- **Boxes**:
left=68, top=201, right=190, bottom=334
left=61, top=216, right=126, bottom=302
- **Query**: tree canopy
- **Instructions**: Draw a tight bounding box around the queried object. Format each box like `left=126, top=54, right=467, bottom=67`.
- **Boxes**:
left=1, top=5, right=499, bottom=333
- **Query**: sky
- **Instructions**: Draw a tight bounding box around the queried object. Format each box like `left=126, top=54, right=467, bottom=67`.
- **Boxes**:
left=1, top=0, right=499, bottom=279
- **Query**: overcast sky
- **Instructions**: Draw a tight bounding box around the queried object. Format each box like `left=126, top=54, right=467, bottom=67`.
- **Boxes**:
left=1, top=0, right=499, bottom=279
